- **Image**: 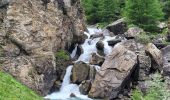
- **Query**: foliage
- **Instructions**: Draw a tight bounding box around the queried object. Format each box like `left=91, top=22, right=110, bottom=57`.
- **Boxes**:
left=81, top=0, right=125, bottom=25
left=136, top=33, right=151, bottom=44
left=161, top=0, right=170, bottom=19
left=55, top=50, right=70, bottom=60
left=123, top=0, right=164, bottom=32
left=132, top=73, right=170, bottom=100
left=0, top=71, right=43, bottom=100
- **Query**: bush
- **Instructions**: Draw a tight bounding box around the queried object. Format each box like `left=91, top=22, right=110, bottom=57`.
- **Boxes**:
left=136, top=33, right=151, bottom=44
left=55, top=50, right=70, bottom=60
left=132, top=73, right=170, bottom=100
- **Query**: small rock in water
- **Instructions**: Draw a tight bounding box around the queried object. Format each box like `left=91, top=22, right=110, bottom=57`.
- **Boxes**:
left=70, top=93, right=76, bottom=97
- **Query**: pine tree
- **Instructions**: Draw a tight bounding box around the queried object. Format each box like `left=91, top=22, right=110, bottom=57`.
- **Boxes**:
left=161, top=0, right=170, bottom=19
left=123, top=0, right=164, bottom=32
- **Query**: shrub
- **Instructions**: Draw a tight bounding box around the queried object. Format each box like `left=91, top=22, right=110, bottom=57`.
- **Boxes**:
left=132, top=73, right=170, bottom=100
left=55, top=50, right=70, bottom=60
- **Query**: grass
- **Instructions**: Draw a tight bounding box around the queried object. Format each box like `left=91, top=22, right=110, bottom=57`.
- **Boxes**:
left=55, top=50, right=70, bottom=60
left=0, top=71, right=43, bottom=100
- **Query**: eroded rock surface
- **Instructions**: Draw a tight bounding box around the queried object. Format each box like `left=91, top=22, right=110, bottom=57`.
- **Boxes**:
left=0, top=0, right=86, bottom=96
left=89, top=43, right=137, bottom=99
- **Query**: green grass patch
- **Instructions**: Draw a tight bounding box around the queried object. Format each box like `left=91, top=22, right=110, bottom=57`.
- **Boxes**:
left=0, top=71, right=43, bottom=100
left=55, top=50, right=70, bottom=60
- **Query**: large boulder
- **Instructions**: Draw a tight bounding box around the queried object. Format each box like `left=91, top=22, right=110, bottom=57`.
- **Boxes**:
left=88, top=43, right=137, bottom=99
left=72, top=61, right=90, bottom=84
left=106, top=18, right=127, bottom=35
left=162, top=45, right=170, bottom=76
left=0, top=0, right=86, bottom=96
left=145, top=43, right=163, bottom=71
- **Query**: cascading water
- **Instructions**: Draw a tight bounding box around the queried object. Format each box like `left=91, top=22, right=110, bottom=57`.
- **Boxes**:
left=45, top=27, right=115, bottom=100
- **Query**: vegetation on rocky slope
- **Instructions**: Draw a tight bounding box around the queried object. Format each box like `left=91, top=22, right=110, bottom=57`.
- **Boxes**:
left=132, top=74, right=170, bottom=100
left=0, top=71, right=43, bottom=100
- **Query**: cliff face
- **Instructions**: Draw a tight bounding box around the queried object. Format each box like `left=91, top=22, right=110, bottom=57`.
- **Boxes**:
left=0, top=0, right=86, bottom=96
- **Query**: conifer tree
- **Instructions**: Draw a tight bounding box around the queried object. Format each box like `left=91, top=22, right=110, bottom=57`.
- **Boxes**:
left=123, top=0, right=164, bottom=32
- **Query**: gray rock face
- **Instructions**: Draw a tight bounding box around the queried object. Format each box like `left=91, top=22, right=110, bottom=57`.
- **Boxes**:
left=0, top=0, right=86, bottom=96
left=79, top=80, right=92, bottom=95
left=89, top=43, right=137, bottom=99
left=106, top=18, right=127, bottom=35
left=162, top=45, right=170, bottom=76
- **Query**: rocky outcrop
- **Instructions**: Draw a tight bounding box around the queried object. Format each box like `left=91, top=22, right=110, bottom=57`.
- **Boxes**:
left=106, top=18, right=127, bottom=35
left=162, top=45, right=170, bottom=76
left=145, top=43, right=163, bottom=71
left=0, top=0, right=86, bottom=96
left=89, top=43, right=137, bottom=99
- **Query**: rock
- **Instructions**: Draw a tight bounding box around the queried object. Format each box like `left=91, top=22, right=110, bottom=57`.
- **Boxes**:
left=72, top=61, right=90, bottom=84
left=96, top=41, right=104, bottom=51
left=145, top=43, right=163, bottom=71
left=107, top=39, right=122, bottom=46
left=90, top=34, right=104, bottom=39
left=70, top=93, right=76, bottom=97
left=162, top=45, right=170, bottom=76
left=153, top=43, right=168, bottom=49
left=137, top=53, right=151, bottom=81
left=89, top=43, right=137, bottom=99
left=79, top=80, right=92, bottom=95
left=0, top=0, right=11, bottom=7
left=1, top=0, right=86, bottom=96
left=125, top=27, right=144, bottom=39
left=89, top=65, right=97, bottom=81
left=90, top=53, right=105, bottom=66
left=106, top=18, right=127, bottom=35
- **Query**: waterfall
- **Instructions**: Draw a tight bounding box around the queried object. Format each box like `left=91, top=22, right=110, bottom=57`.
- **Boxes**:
left=71, top=44, right=78, bottom=59
left=45, top=27, right=115, bottom=100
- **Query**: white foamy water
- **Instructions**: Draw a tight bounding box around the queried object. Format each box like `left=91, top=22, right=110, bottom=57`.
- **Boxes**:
left=45, top=65, right=91, bottom=100
left=45, top=27, right=115, bottom=100
left=71, top=44, right=78, bottom=59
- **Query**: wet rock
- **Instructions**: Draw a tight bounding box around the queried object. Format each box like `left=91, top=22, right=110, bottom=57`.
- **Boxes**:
left=162, top=45, right=170, bottom=76
left=145, top=43, right=163, bottom=71
left=50, top=81, right=62, bottom=93
left=107, top=39, right=122, bottom=46
left=79, top=80, right=92, bottom=95
left=72, top=61, right=90, bottom=84
left=0, top=0, right=10, bottom=7
left=89, top=65, right=97, bottom=81
left=96, top=41, right=104, bottom=51
left=89, top=43, right=137, bottom=99
left=70, top=93, right=76, bottom=97
left=125, top=27, right=144, bottom=39
left=90, top=34, right=103, bottom=39
left=106, top=18, right=127, bottom=35
left=90, top=53, right=105, bottom=66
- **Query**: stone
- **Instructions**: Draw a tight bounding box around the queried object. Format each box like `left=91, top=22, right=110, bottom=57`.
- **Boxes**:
left=89, top=53, right=105, bottom=66
left=70, top=93, right=76, bottom=97
left=162, top=45, right=170, bottom=76
left=106, top=18, right=127, bottom=35
left=145, top=43, right=163, bottom=71
left=107, top=39, right=122, bottom=46
left=72, top=61, right=90, bottom=84
left=138, top=53, right=151, bottom=81
left=96, top=41, right=104, bottom=51
left=88, top=43, right=137, bottom=99
left=125, top=27, right=144, bottom=39
left=0, top=0, right=86, bottom=96
left=79, top=80, right=92, bottom=95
